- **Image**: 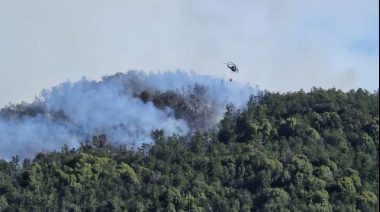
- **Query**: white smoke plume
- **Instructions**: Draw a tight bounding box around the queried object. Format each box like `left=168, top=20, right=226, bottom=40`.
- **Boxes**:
left=0, top=70, right=257, bottom=161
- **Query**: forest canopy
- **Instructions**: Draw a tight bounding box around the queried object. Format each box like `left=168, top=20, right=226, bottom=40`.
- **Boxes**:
left=0, top=83, right=379, bottom=211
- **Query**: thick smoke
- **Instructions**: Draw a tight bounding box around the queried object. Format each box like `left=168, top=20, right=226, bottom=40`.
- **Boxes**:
left=0, top=70, right=257, bottom=161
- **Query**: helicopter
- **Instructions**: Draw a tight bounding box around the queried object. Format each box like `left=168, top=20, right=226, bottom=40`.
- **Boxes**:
left=224, top=61, right=239, bottom=73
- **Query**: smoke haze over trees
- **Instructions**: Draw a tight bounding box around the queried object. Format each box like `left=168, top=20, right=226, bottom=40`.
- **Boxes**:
left=0, top=74, right=378, bottom=211
left=0, top=70, right=256, bottom=161
left=0, top=1, right=378, bottom=210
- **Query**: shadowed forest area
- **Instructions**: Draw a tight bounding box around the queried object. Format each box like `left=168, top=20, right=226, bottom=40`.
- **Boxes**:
left=0, top=80, right=379, bottom=211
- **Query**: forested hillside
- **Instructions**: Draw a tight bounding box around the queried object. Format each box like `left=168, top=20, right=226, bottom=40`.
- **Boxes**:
left=0, top=86, right=379, bottom=211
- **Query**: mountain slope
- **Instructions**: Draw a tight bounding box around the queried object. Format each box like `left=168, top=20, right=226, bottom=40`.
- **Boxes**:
left=0, top=86, right=378, bottom=211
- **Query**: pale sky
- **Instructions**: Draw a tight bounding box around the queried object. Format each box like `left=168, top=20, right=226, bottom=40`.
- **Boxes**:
left=0, top=0, right=379, bottom=107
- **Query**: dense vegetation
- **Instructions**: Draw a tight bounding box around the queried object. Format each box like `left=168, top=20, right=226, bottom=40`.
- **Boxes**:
left=0, top=87, right=379, bottom=212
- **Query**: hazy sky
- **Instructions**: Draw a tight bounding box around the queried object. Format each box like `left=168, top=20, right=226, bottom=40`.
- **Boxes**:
left=0, top=0, right=379, bottom=107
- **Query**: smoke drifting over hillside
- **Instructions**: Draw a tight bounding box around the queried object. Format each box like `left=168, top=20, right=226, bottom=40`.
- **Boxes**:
left=0, top=70, right=257, bottom=161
